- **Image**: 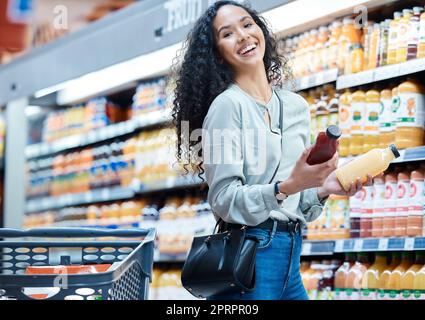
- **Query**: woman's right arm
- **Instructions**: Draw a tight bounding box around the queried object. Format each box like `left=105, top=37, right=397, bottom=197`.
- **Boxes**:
left=202, top=94, right=281, bottom=226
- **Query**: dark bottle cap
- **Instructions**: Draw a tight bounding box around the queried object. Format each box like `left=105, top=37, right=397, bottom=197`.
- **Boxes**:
left=389, top=144, right=400, bottom=158
left=326, top=125, right=342, bottom=139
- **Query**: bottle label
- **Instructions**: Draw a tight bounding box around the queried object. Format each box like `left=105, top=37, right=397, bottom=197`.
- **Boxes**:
left=408, top=180, right=424, bottom=214
left=380, top=98, right=395, bottom=132
left=351, top=102, right=365, bottom=134
left=373, top=183, right=386, bottom=216
left=360, top=289, right=376, bottom=300
left=345, top=288, right=360, bottom=300
left=365, top=102, right=380, bottom=135
left=397, top=92, right=425, bottom=128
left=413, top=290, right=425, bottom=300
left=401, top=290, right=413, bottom=300
left=419, top=20, right=425, bottom=43
left=407, top=20, right=420, bottom=47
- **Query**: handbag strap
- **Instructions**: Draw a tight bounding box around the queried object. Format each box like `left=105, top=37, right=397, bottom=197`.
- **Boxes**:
left=217, top=87, right=285, bottom=231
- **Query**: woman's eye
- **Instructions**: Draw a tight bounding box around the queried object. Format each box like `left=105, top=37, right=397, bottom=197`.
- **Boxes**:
left=244, top=23, right=253, bottom=28
left=223, top=32, right=232, bottom=38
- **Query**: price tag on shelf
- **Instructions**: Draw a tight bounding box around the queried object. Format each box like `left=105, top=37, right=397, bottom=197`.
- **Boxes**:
left=404, top=238, right=415, bottom=250
left=354, top=239, right=363, bottom=252
left=378, top=238, right=389, bottom=251
left=374, top=64, right=400, bottom=81
left=334, top=240, right=344, bottom=252
left=301, top=242, right=312, bottom=256
left=315, top=72, right=324, bottom=85
left=101, top=188, right=110, bottom=200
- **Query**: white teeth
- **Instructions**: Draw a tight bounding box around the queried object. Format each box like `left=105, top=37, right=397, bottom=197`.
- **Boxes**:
left=239, top=44, right=256, bottom=55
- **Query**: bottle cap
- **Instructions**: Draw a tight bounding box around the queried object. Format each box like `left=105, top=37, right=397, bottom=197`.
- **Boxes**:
left=326, top=125, right=342, bottom=139
left=389, top=144, right=400, bottom=158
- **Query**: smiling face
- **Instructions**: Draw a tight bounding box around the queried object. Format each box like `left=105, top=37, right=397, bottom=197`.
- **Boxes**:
left=213, top=5, right=266, bottom=74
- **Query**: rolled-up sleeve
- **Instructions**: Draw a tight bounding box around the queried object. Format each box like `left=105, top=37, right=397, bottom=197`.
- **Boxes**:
left=202, top=94, right=280, bottom=226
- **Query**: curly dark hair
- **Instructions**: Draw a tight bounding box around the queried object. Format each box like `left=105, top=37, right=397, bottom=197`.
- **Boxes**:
left=171, top=0, right=291, bottom=180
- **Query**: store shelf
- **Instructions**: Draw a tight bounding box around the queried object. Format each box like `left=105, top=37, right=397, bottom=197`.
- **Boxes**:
left=25, top=109, right=172, bottom=159
left=294, top=68, right=338, bottom=91
left=135, top=174, right=206, bottom=195
left=303, top=237, right=425, bottom=255
left=336, top=58, right=425, bottom=90
left=26, top=186, right=135, bottom=213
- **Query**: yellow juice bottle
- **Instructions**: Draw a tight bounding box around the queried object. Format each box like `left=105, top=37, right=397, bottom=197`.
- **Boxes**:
left=327, top=20, right=342, bottom=70
left=388, top=12, right=402, bottom=64
left=386, top=252, right=414, bottom=300
left=413, top=264, right=425, bottom=300
left=361, top=252, right=388, bottom=300
left=349, top=90, right=366, bottom=155
left=395, top=80, right=425, bottom=149
left=368, top=23, right=380, bottom=69
left=396, top=9, right=413, bottom=64
left=336, top=144, right=400, bottom=192
left=338, top=90, right=352, bottom=157
left=418, top=9, right=425, bottom=58
left=377, top=252, right=401, bottom=300
left=379, top=88, right=396, bottom=148
left=400, top=251, right=425, bottom=300
left=364, top=89, right=381, bottom=153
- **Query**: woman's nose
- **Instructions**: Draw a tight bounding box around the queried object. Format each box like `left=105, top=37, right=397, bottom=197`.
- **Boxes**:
left=237, top=29, right=249, bottom=42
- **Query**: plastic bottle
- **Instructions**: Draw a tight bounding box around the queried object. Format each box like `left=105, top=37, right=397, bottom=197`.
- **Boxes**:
left=407, top=170, right=424, bottom=237
left=334, top=253, right=356, bottom=300
left=345, top=253, right=370, bottom=300
left=307, top=29, right=318, bottom=75
left=336, top=144, right=400, bottom=192
left=379, top=20, right=391, bottom=66
left=407, top=7, right=424, bottom=60
left=379, top=88, right=396, bottom=148
left=338, top=91, right=351, bottom=157
left=377, top=252, right=401, bottom=300
left=361, top=252, right=388, bottom=300
left=386, top=252, right=414, bottom=300
left=400, top=251, right=425, bottom=300
left=418, top=9, right=425, bottom=58
left=368, top=23, right=380, bottom=69
left=327, top=87, right=339, bottom=126
left=307, top=125, right=341, bottom=165
left=360, top=184, right=373, bottom=238
left=413, top=264, right=425, bottom=300
left=315, top=26, right=329, bottom=72
left=339, top=18, right=361, bottom=75
left=382, top=172, right=398, bottom=237
left=395, top=80, right=425, bottom=149
left=327, top=21, right=342, bottom=70
left=364, top=89, right=381, bottom=152
left=349, top=189, right=363, bottom=238
left=371, top=173, right=385, bottom=238
left=349, top=90, right=366, bottom=156
left=388, top=12, right=402, bottom=64
left=396, top=9, right=413, bottom=64
left=395, top=171, right=410, bottom=237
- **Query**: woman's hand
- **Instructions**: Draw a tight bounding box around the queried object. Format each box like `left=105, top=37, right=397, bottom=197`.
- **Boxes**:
left=318, top=172, right=373, bottom=199
left=280, top=147, right=339, bottom=196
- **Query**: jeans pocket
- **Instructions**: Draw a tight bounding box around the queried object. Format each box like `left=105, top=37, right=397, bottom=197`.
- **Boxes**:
left=246, top=228, right=273, bottom=250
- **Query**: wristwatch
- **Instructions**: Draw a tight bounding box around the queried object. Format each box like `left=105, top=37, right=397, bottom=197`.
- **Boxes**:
left=274, top=181, right=288, bottom=201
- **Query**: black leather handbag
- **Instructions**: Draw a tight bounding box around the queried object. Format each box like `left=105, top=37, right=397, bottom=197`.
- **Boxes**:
left=181, top=92, right=285, bottom=299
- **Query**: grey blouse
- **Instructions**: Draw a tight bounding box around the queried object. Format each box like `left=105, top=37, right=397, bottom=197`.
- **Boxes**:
left=201, top=84, right=325, bottom=226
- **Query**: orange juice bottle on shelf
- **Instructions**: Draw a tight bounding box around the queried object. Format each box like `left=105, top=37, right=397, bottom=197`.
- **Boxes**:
left=350, top=42, right=364, bottom=74
left=339, top=18, right=360, bottom=75
left=362, top=25, right=371, bottom=71
left=382, top=172, right=398, bottom=237
left=386, top=252, right=414, bottom=300
left=368, top=23, right=380, bottom=69
left=400, top=251, right=425, bottom=300
left=334, top=253, right=356, bottom=300
left=349, top=189, right=363, bottom=238
left=413, top=264, right=425, bottom=300
left=364, top=89, right=381, bottom=152
left=307, top=29, right=318, bottom=75
left=407, top=170, right=424, bottom=237
left=379, top=20, right=391, bottom=66
left=361, top=252, right=388, bottom=300
left=345, top=253, right=370, bottom=300
left=349, top=90, right=366, bottom=156
left=379, top=88, right=396, bottom=148
left=315, top=26, right=329, bottom=72
left=377, top=252, right=401, bottom=300
left=388, top=12, right=402, bottom=65
left=327, top=86, right=339, bottom=126
left=336, top=144, right=400, bottom=192
left=371, top=173, right=385, bottom=238
left=407, top=7, right=424, bottom=60
left=315, top=92, right=330, bottom=135
left=395, top=80, right=425, bottom=149
left=396, top=9, right=413, bottom=64
left=418, top=9, right=425, bottom=58
left=395, top=171, right=410, bottom=237
left=327, top=21, right=342, bottom=70
left=360, top=184, right=373, bottom=238
left=338, top=90, right=352, bottom=157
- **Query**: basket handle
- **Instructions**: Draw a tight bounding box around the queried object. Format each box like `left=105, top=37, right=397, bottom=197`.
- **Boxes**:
left=0, top=227, right=151, bottom=238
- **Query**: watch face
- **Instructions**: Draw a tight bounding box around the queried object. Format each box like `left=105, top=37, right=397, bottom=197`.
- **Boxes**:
left=276, top=193, right=287, bottom=201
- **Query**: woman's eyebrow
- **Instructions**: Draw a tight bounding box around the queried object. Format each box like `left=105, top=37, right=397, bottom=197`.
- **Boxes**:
left=217, top=15, right=252, bottom=35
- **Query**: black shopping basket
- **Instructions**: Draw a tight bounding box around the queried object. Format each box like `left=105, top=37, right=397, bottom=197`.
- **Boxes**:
left=0, top=227, right=155, bottom=300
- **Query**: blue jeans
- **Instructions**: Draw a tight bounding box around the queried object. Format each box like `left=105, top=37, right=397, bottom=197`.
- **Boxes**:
left=208, top=223, right=308, bottom=300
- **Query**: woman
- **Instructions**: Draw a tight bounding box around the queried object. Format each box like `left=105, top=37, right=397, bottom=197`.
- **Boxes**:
left=172, top=1, right=371, bottom=300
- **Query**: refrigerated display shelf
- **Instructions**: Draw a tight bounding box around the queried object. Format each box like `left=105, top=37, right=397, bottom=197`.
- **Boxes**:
left=293, top=68, right=339, bottom=92
left=135, top=175, right=206, bottom=195
left=25, top=109, right=172, bottom=159
left=336, top=58, right=425, bottom=90
left=302, top=237, right=425, bottom=255
left=26, top=186, right=135, bottom=213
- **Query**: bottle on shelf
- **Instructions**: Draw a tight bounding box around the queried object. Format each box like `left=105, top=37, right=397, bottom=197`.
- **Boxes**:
left=349, top=189, right=363, bottom=238
left=327, top=20, right=342, bottom=70
left=361, top=252, right=387, bottom=300
left=385, top=252, right=414, bottom=300
left=360, top=183, right=373, bottom=238
left=367, top=23, right=380, bottom=69
left=418, top=8, right=425, bottom=58
left=338, top=90, right=351, bottom=157
left=345, top=253, right=370, bottom=300
left=378, top=20, right=391, bottom=67
left=407, top=170, right=424, bottom=237
left=382, top=172, right=398, bottom=237
left=388, top=11, right=402, bottom=65
left=334, top=252, right=356, bottom=300
left=364, top=89, right=381, bottom=153
left=336, top=144, right=400, bottom=192
left=400, top=251, right=425, bottom=300
left=349, top=90, right=366, bottom=156
left=379, top=87, right=396, bottom=148
left=395, top=80, right=425, bottom=149
left=407, top=7, right=424, bottom=61
left=413, top=263, right=425, bottom=300
left=371, top=173, right=385, bottom=238
left=395, top=171, right=410, bottom=237
left=377, top=252, right=402, bottom=299
left=396, top=9, right=413, bottom=64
